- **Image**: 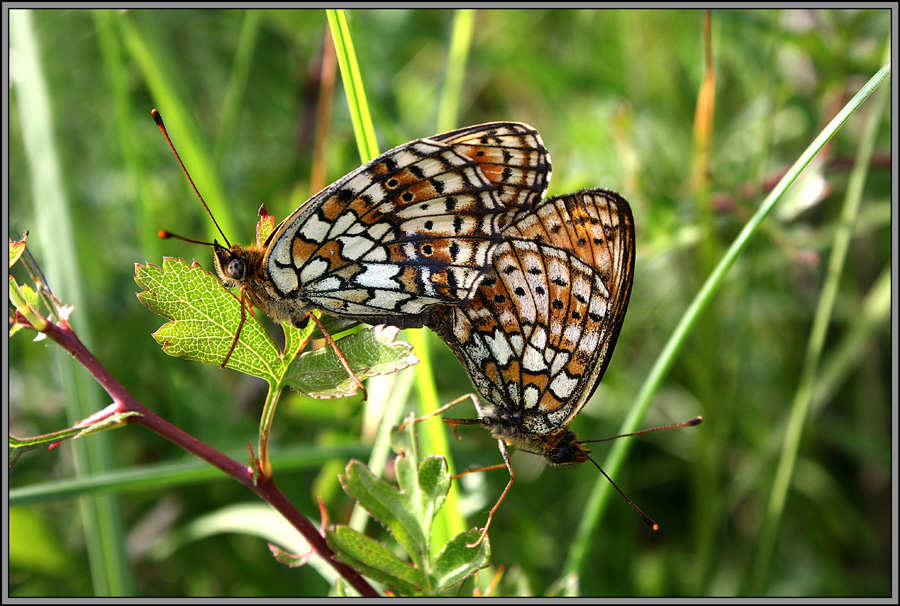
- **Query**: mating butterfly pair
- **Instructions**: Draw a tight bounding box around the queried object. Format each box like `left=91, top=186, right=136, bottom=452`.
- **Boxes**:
left=160, top=114, right=644, bottom=546
left=201, top=122, right=636, bottom=468
left=216, top=120, right=640, bottom=545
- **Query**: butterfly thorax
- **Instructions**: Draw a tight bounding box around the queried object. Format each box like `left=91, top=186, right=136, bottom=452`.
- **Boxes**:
left=479, top=408, right=590, bottom=466
left=213, top=242, right=313, bottom=327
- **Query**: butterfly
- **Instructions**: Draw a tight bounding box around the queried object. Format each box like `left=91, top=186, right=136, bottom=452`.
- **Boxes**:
left=425, top=188, right=637, bottom=545
left=155, top=110, right=551, bottom=368
left=212, top=121, right=552, bottom=331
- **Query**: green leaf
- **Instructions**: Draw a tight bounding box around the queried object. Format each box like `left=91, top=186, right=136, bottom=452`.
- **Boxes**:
left=9, top=274, right=46, bottom=335
left=284, top=325, right=418, bottom=398
left=413, top=457, right=450, bottom=539
left=391, top=426, right=449, bottom=552
left=327, top=526, right=426, bottom=596
left=16, top=279, right=41, bottom=311
left=431, top=529, right=491, bottom=591
left=8, top=236, right=50, bottom=334
left=333, top=416, right=489, bottom=596
left=135, top=258, right=285, bottom=379
left=339, top=459, right=425, bottom=561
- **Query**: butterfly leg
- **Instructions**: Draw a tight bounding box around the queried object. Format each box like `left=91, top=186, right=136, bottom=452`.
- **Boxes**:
left=458, top=439, right=515, bottom=548
left=397, top=392, right=482, bottom=438
left=221, top=305, right=244, bottom=369
left=303, top=312, right=368, bottom=401
left=221, top=284, right=263, bottom=369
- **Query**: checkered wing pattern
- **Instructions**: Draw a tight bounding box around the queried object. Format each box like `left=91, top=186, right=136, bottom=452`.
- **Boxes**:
left=248, top=123, right=552, bottom=328
left=429, top=122, right=552, bottom=216
left=429, top=189, right=635, bottom=435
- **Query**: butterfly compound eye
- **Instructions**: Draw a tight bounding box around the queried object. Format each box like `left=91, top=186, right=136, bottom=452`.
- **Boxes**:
left=226, top=258, right=245, bottom=280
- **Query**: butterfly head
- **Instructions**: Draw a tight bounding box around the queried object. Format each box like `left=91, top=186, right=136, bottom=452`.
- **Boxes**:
left=213, top=242, right=245, bottom=285
left=213, top=242, right=266, bottom=289
left=541, top=429, right=591, bottom=466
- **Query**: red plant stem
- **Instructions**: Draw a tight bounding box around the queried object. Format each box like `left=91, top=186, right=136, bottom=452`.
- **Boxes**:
left=35, top=316, right=380, bottom=597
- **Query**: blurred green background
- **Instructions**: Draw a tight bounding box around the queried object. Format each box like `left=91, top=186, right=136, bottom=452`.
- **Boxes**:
left=8, top=8, right=892, bottom=597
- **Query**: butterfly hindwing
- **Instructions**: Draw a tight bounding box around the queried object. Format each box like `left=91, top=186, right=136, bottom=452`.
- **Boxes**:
left=429, top=188, right=635, bottom=435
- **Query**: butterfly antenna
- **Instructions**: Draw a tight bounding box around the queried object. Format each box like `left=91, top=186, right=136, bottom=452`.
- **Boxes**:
left=157, top=230, right=217, bottom=247
left=585, top=454, right=659, bottom=531
left=579, top=417, right=702, bottom=531
left=152, top=109, right=231, bottom=247
left=581, top=416, right=703, bottom=445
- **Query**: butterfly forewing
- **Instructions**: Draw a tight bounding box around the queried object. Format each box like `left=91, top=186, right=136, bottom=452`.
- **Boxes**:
left=429, top=189, right=635, bottom=436
left=263, top=138, right=510, bottom=327
left=430, top=122, right=552, bottom=216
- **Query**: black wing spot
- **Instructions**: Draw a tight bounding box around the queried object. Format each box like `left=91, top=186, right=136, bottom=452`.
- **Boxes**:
left=409, top=164, right=425, bottom=179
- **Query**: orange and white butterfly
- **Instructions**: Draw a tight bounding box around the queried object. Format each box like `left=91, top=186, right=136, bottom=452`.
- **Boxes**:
left=212, top=121, right=552, bottom=330
left=155, top=110, right=550, bottom=367
left=426, top=188, right=642, bottom=545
